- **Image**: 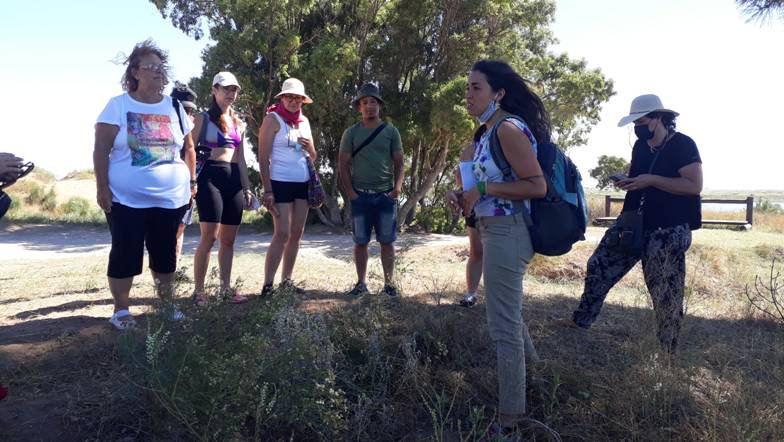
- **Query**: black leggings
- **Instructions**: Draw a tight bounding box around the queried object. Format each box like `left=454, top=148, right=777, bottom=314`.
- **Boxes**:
left=195, top=160, right=244, bottom=225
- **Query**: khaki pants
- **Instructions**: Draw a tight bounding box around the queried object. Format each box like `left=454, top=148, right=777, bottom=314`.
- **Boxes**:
left=477, top=213, right=537, bottom=421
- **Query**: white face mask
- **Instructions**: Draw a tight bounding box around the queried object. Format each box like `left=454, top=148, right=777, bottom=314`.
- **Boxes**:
left=476, top=95, right=500, bottom=124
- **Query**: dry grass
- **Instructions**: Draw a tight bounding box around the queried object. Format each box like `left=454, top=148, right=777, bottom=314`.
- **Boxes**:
left=1, top=226, right=783, bottom=440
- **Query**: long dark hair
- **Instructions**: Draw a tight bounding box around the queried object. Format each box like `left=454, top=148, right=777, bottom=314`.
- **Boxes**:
left=207, top=92, right=242, bottom=134
left=471, top=60, right=551, bottom=143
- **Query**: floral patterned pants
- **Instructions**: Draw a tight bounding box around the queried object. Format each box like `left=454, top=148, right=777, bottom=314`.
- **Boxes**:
left=572, top=222, right=692, bottom=352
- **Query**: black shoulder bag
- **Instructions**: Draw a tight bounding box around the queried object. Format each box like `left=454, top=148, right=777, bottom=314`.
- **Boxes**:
left=351, top=123, right=387, bottom=158
left=607, top=140, right=668, bottom=254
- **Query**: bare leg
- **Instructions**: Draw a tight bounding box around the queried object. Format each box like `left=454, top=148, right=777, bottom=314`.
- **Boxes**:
left=466, top=226, right=483, bottom=293
left=108, top=276, right=133, bottom=313
left=193, top=222, right=219, bottom=293
left=175, top=223, right=186, bottom=266
left=281, top=199, right=309, bottom=281
left=354, top=244, right=369, bottom=284
left=264, top=203, right=293, bottom=286
left=217, top=224, right=240, bottom=289
left=380, top=242, right=395, bottom=285
left=150, top=270, right=175, bottom=300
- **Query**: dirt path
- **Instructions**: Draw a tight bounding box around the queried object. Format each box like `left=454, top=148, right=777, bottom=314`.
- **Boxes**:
left=0, top=224, right=470, bottom=262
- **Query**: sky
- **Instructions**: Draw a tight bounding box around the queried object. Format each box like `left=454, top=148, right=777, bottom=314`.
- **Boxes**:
left=1, top=0, right=782, bottom=191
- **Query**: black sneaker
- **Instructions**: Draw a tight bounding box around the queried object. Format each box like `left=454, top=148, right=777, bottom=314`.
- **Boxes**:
left=260, top=283, right=274, bottom=298
left=381, top=283, right=399, bottom=297
left=279, top=279, right=305, bottom=294
left=347, top=282, right=369, bottom=297
left=459, top=293, right=477, bottom=308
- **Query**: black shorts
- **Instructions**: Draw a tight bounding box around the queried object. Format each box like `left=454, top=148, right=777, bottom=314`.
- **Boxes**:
left=195, top=160, right=244, bottom=225
left=465, top=213, right=477, bottom=229
left=106, top=203, right=188, bottom=278
left=270, top=180, right=308, bottom=203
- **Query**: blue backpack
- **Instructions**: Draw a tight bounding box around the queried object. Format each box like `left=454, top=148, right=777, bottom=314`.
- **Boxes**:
left=489, top=116, right=588, bottom=256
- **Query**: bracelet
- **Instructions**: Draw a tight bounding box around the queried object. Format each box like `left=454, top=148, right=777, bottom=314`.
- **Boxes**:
left=477, top=181, right=487, bottom=196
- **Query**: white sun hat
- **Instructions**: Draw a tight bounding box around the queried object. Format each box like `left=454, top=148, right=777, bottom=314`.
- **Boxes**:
left=212, top=71, right=241, bottom=90
left=617, top=94, right=679, bottom=127
left=274, top=78, right=313, bottom=104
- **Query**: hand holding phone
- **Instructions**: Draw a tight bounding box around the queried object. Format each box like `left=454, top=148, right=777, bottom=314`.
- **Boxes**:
left=609, top=172, right=628, bottom=183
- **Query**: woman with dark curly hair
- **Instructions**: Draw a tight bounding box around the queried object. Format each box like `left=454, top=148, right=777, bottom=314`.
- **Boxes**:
left=94, top=39, right=196, bottom=330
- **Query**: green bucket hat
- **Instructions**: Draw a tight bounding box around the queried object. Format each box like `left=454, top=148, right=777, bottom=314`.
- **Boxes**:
left=352, top=82, right=384, bottom=108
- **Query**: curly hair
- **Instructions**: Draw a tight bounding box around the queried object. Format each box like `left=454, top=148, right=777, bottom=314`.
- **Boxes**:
left=121, top=39, right=169, bottom=92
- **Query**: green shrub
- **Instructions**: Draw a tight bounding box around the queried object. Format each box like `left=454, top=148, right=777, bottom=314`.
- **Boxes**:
left=41, top=188, right=58, bottom=212
left=62, top=169, right=95, bottom=180
left=24, top=182, right=46, bottom=205
left=755, top=198, right=784, bottom=214
left=123, top=294, right=347, bottom=440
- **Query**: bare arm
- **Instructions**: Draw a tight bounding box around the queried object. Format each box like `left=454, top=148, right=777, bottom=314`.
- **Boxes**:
left=461, top=122, right=547, bottom=214
left=258, top=115, right=278, bottom=191
left=389, top=150, right=404, bottom=198
left=338, top=151, right=358, bottom=201
left=93, top=123, right=119, bottom=213
left=619, top=162, right=702, bottom=195
left=258, top=115, right=280, bottom=215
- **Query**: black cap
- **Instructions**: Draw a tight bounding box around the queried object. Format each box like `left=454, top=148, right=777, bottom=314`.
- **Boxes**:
left=352, top=82, right=384, bottom=108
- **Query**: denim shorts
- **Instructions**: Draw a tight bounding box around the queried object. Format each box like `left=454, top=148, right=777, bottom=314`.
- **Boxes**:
left=350, top=190, right=397, bottom=245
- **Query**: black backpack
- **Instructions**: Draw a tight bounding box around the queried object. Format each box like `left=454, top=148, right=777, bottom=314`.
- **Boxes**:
left=488, top=116, right=588, bottom=256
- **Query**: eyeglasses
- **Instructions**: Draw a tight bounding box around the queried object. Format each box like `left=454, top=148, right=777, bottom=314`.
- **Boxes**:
left=139, top=63, right=166, bottom=73
left=281, top=94, right=304, bottom=101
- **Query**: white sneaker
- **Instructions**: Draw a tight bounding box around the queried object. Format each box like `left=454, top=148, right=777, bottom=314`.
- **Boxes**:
left=459, top=293, right=477, bottom=308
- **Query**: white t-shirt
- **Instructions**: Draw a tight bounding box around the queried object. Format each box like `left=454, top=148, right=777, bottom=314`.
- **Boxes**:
left=268, top=112, right=312, bottom=183
left=96, top=93, right=193, bottom=209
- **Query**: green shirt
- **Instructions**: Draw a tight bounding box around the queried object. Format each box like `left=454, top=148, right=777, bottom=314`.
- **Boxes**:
left=339, top=122, right=403, bottom=192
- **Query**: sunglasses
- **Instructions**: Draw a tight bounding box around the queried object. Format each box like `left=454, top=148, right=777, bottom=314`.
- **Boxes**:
left=139, top=63, right=166, bottom=73
left=0, top=162, right=34, bottom=190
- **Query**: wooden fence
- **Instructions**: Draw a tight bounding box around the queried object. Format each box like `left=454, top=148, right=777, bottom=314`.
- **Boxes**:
left=594, top=195, right=754, bottom=227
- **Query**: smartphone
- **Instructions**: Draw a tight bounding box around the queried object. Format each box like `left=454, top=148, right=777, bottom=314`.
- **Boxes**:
left=609, top=173, right=628, bottom=182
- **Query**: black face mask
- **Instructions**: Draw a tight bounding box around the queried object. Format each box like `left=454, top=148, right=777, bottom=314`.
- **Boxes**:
left=634, top=123, right=655, bottom=140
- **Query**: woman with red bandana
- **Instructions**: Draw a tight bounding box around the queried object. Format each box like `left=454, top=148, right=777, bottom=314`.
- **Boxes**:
left=258, top=78, right=317, bottom=297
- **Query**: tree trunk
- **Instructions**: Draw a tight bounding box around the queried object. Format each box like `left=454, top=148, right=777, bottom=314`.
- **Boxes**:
left=398, top=138, right=450, bottom=228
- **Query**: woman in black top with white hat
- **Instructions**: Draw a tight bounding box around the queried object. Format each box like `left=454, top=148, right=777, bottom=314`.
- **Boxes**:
left=567, top=94, right=702, bottom=353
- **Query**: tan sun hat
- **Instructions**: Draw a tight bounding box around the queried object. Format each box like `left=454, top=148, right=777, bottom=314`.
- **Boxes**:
left=617, top=94, right=679, bottom=127
left=274, top=78, right=313, bottom=104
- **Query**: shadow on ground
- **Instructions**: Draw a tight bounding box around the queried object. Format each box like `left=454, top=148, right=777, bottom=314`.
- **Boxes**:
left=0, top=288, right=781, bottom=441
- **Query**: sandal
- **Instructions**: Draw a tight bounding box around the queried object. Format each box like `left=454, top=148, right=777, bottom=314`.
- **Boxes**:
left=191, top=290, right=209, bottom=307
left=220, top=287, right=249, bottom=304
left=109, top=309, right=136, bottom=330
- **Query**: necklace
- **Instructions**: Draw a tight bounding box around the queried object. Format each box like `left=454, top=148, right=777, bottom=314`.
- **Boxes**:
left=649, top=131, right=674, bottom=153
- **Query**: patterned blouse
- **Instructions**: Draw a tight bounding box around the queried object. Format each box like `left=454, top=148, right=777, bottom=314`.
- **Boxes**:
left=472, top=118, right=538, bottom=217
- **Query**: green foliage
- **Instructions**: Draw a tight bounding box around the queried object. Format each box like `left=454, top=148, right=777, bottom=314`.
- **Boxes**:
left=589, top=154, right=630, bottom=190
left=755, top=198, right=784, bottom=214
left=124, top=295, right=348, bottom=440
left=151, top=0, right=615, bottom=229
left=24, top=183, right=58, bottom=211
left=62, top=169, right=95, bottom=180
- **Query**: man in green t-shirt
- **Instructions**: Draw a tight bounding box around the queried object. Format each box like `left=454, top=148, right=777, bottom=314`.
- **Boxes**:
left=338, top=83, right=404, bottom=297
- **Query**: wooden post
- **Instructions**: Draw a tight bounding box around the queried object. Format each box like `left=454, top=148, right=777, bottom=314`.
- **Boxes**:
left=604, top=195, right=611, bottom=217
left=746, top=196, right=754, bottom=225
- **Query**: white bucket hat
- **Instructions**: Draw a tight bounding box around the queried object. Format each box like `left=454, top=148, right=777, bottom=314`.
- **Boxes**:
left=274, top=78, right=313, bottom=104
left=212, top=71, right=241, bottom=90
left=617, top=94, right=678, bottom=127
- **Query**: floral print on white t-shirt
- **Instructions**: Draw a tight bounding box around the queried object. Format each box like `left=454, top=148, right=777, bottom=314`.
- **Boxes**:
left=472, top=118, right=537, bottom=217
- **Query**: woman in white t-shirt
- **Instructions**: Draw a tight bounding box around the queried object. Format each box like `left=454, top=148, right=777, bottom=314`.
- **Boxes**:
left=93, top=40, right=197, bottom=330
left=257, top=78, right=317, bottom=297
